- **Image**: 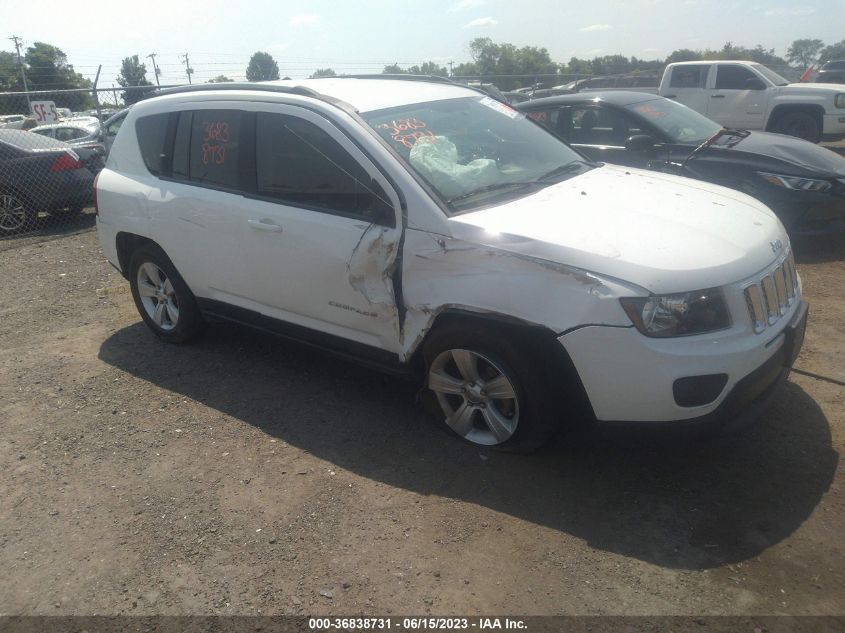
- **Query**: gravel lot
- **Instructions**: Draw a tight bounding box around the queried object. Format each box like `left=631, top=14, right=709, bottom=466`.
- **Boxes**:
left=0, top=220, right=843, bottom=616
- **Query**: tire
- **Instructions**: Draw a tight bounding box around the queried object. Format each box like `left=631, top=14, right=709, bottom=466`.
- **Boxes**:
left=0, top=192, right=34, bottom=235
left=421, top=323, right=563, bottom=453
left=128, top=243, right=204, bottom=343
left=772, top=111, right=821, bottom=143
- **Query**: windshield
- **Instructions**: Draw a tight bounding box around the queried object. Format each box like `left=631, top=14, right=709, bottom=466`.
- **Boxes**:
left=754, top=64, right=790, bottom=86
left=362, top=96, right=590, bottom=214
left=626, top=98, right=722, bottom=144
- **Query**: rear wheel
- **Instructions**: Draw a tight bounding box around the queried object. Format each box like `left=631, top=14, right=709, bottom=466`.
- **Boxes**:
left=129, top=244, right=204, bottom=343
left=422, top=324, right=563, bottom=453
left=0, top=193, right=31, bottom=234
left=772, top=111, right=821, bottom=143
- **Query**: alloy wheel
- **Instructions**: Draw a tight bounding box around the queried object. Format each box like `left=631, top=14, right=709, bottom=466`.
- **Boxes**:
left=136, top=262, right=179, bottom=331
left=0, top=194, right=27, bottom=232
left=428, top=348, right=520, bottom=446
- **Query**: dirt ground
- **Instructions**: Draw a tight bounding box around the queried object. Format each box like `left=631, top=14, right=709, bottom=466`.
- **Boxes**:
left=0, top=220, right=843, bottom=617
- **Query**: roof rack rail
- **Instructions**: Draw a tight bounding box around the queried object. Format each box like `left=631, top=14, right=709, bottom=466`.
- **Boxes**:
left=152, top=82, right=357, bottom=113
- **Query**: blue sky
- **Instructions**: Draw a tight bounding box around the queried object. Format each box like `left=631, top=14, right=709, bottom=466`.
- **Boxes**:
left=3, top=0, right=844, bottom=85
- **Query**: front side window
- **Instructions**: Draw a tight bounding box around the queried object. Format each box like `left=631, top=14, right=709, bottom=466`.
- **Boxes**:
left=362, top=96, right=590, bottom=213
left=715, top=65, right=758, bottom=90
left=255, top=113, right=393, bottom=224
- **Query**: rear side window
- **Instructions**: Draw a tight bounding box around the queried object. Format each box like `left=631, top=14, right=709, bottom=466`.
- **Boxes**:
left=188, top=110, right=241, bottom=189
left=669, top=65, right=710, bottom=88
left=135, top=114, right=170, bottom=176
left=254, top=112, right=393, bottom=224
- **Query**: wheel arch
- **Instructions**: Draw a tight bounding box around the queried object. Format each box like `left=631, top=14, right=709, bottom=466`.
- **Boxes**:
left=115, top=231, right=157, bottom=279
left=409, top=307, right=595, bottom=419
left=766, top=104, right=824, bottom=133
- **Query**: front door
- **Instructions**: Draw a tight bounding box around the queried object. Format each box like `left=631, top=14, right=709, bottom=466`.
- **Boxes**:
left=237, top=107, right=404, bottom=354
left=706, top=64, right=769, bottom=130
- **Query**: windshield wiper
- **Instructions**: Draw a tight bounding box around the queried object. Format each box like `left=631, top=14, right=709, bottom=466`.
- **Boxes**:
left=679, top=128, right=726, bottom=170
left=535, top=160, right=593, bottom=183
left=446, top=181, right=535, bottom=204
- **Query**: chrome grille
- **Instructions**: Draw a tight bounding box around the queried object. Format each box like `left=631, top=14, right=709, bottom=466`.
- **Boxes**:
left=743, top=253, right=798, bottom=334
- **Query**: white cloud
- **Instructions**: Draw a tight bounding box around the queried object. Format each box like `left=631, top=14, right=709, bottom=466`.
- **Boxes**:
left=449, top=0, right=485, bottom=12
left=579, top=24, right=612, bottom=32
left=463, top=16, right=498, bottom=28
left=289, top=14, right=320, bottom=26
left=764, top=7, right=816, bottom=16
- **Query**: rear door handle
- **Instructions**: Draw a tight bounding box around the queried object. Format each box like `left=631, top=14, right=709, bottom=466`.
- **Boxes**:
left=248, top=218, right=283, bottom=232
left=711, top=94, right=725, bottom=98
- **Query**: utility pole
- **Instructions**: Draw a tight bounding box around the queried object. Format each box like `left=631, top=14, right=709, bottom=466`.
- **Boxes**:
left=180, top=53, right=193, bottom=85
left=92, top=64, right=102, bottom=117
left=9, top=35, right=31, bottom=110
left=146, top=53, right=161, bottom=87
left=449, top=60, right=454, bottom=78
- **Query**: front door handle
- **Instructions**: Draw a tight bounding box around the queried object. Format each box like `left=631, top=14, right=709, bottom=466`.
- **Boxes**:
left=248, top=218, right=283, bottom=232
left=711, top=94, right=725, bottom=98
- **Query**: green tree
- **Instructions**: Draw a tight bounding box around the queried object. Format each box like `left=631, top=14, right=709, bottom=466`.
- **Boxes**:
left=116, top=55, right=154, bottom=105
left=465, top=38, right=558, bottom=89
left=310, top=68, right=336, bottom=78
left=564, top=57, right=593, bottom=75
left=665, top=49, right=703, bottom=64
left=246, top=52, right=280, bottom=81
left=208, top=75, right=235, bottom=83
left=819, top=39, right=845, bottom=64
left=16, top=42, right=93, bottom=111
left=382, top=63, right=405, bottom=74
left=786, top=39, right=824, bottom=68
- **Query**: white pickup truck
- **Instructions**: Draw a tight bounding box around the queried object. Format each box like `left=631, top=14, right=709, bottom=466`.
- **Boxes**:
left=658, top=60, right=845, bottom=143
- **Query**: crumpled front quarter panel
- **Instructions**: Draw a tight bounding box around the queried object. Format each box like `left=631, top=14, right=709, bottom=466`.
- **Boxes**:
left=399, top=228, right=637, bottom=358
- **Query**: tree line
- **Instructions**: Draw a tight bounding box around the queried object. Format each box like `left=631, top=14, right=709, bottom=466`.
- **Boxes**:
left=3, top=36, right=844, bottom=113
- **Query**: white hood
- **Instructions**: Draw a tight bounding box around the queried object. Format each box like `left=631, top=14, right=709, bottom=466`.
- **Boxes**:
left=449, top=165, right=786, bottom=294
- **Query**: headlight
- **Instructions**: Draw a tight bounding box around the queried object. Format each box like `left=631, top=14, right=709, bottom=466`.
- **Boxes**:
left=836, top=94, right=845, bottom=108
left=758, top=171, right=833, bottom=193
left=620, top=289, right=731, bottom=338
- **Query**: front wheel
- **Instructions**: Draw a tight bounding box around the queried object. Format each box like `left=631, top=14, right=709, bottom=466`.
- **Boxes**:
left=129, top=244, right=204, bottom=343
left=423, top=325, right=562, bottom=453
left=772, top=112, right=821, bottom=143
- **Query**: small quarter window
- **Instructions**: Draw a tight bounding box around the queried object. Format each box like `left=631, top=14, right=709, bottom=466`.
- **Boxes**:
left=135, top=113, right=170, bottom=176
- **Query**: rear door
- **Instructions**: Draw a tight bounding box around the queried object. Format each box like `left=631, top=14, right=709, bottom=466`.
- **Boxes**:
left=663, top=64, right=712, bottom=115
left=706, top=64, right=769, bottom=130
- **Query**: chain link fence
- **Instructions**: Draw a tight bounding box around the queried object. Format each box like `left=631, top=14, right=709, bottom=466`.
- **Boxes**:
left=0, top=65, right=818, bottom=249
left=0, top=86, right=160, bottom=250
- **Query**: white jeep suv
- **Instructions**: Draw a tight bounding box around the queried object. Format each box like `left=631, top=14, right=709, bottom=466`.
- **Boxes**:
left=95, top=77, right=808, bottom=452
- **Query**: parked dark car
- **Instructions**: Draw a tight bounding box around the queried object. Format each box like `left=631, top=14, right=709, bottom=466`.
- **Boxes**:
left=31, top=120, right=106, bottom=171
left=0, top=130, right=95, bottom=234
left=517, top=91, right=845, bottom=234
left=816, top=60, right=845, bottom=84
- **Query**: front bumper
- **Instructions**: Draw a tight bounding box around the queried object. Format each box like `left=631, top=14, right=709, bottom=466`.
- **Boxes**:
left=559, top=300, right=808, bottom=431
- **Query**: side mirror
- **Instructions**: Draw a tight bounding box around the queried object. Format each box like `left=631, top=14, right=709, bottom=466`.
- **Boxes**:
left=745, top=77, right=766, bottom=90
left=625, top=134, right=656, bottom=152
